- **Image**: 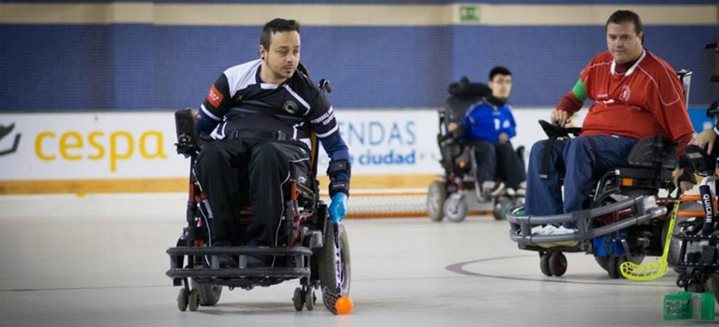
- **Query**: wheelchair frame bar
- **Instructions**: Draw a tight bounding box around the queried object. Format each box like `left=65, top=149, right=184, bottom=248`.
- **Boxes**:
left=507, top=195, right=668, bottom=246
left=166, top=267, right=310, bottom=279
left=167, top=246, right=313, bottom=256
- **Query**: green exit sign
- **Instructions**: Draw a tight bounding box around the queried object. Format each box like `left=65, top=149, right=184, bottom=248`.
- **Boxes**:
left=459, top=5, right=480, bottom=22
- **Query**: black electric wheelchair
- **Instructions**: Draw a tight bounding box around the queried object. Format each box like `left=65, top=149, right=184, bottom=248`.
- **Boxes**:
left=507, top=70, right=694, bottom=279
left=669, top=45, right=719, bottom=301
left=670, top=142, right=719, bottom=303
left=427, top=77, right=525, bottom=222
left=165, top=82, right=350, bottom=314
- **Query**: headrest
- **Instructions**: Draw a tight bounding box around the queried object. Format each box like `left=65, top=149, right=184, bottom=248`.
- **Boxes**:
left=448, top=76, right=491, bottom=98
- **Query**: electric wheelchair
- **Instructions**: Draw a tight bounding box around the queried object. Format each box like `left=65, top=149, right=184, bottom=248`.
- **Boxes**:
left=165, top=81, right=350, bottom=314
left=427, top=77, right=525, bottom=222
left=668, top=44, right=719, bottom=301
left=507, top=70, right=694, bottom=278
left=670, top=142, right=719, bottom=303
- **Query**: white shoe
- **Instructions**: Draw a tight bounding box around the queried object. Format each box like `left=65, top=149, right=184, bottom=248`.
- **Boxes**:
left=531, top=225, right=576, bottom=236
left=531, top=225, right=557, bottom=236
left=553, top=225, right=576, bottom=235
left=532, top=225, right=579, bottom=248
left=481, top=181, right=505, bottom=198
left=481, top=181, right=496, bottom=196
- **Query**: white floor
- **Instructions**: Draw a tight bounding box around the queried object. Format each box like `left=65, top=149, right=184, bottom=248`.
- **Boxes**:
left=0, top=194, right=708, bottom=326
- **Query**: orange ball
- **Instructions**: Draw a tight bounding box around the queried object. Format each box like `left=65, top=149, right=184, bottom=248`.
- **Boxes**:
left=334, top=295, right=353, bottom=315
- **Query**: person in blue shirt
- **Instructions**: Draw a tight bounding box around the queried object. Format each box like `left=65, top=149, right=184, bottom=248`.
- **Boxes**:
left=454, top=66, right=526, bottom=197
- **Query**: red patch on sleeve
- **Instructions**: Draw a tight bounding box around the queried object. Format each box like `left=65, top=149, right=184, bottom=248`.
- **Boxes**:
left=206, top=85, right=224, bottom=108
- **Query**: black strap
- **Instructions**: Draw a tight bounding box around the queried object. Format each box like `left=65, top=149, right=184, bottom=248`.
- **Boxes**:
left=539, top=138, right=554, bottom=179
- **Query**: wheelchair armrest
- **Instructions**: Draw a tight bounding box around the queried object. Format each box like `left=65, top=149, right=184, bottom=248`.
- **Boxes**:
left=538, top=120, right=581, bottom=138
left=685, top=144, right=715, bottom=176
left=175, top=108, right=200, bottom=157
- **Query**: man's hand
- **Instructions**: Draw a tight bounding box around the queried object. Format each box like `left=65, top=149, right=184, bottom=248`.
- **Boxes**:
left=690, top=129, right=717, bottom=155
left=329, top=193, right=348, bottom=224
left=448, top=122, right=459, bottom=132
left=498, top=132, right=509, bottom=144
left=672, top=168, right=695, bottom=193
left=551, top=110, right=570, bottom=126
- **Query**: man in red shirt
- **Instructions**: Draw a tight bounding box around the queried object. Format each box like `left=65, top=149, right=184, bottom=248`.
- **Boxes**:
left=525, top=10, right=693, bottom=229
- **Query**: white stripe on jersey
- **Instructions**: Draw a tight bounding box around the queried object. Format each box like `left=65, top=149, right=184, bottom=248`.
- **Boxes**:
left=283, top=84, right=311, bottom=115
left=201, top=104, right=222, bottom=121
left=224, top=59, right=262, bottom=97
left=316, top=124, right=339, bottom=138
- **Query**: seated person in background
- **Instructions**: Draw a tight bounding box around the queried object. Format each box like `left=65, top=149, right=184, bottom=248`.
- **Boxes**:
left=451, top=66, right=526, bottom=197
left=525, top=10, right=694, bottom=235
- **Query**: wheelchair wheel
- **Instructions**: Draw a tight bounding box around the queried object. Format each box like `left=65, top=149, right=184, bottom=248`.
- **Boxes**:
left=293, top=287, right=304, bottom=311
left=539, top=252, right=552, bottom=277
left=191, top=279, right=222, bottom=306
left=427, top=181, right=446, bottom=222
left=606, top=255, right=626, bottom=279
left=318, top=222, right=351, bottom=314
left=443, top=194, right=467, bottom=223
left=548, top=252, right=567, bottom=277
left=593, top=255, right=609, bottom=271
left=188, top=289, right=201, bottom=311
left=177, top=288, right=189, bottom=312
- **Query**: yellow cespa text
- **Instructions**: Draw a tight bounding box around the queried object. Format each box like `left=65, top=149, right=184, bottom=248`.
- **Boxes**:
left=34, top=130, right=168, bottom=172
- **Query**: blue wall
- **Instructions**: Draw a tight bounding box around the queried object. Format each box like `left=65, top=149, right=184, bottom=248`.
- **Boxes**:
left=0, top=2, right=717, bottom=112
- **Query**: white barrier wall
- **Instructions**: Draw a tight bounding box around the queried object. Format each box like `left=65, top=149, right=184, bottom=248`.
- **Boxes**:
left=0, top=108, right=574, bottom=182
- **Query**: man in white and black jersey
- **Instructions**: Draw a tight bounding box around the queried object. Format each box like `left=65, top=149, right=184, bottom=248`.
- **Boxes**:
left=194, top=18, right=351, bottom=267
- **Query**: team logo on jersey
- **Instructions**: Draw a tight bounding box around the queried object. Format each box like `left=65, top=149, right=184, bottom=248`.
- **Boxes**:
left=283, top=100, right=299, bottom=114
left=619, top=85, right=631, bottom=102
left=206, top=85, right=224, bottom=107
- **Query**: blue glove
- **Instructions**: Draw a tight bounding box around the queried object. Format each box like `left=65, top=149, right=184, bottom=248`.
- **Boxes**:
left=329, top=193, right=348, bottom=224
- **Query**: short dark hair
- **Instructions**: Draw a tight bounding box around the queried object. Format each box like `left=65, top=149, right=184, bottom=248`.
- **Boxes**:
left=260, top=18, right=300, bottom=50
left=489, top=66, right=511, bottom=81
left=606, top=10, right=643, bottom=36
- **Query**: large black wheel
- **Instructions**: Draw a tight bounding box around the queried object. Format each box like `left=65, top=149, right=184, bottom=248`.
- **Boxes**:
left=318, top=222, right=351, bottom=314
left=191, top=279, right=222, bottom=306
left=427, top=181, right=447, bottom=222
left=539, top=252, right=552, bottom=277
left=548, top=252, right=568, bottom=277
left=594, top=255, right=609, bottom=271
left=606, top=256, right=626, bottom=279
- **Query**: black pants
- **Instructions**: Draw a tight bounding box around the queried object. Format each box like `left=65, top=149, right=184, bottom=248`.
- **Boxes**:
left=195, top=138, right=310, bottom=247
left=470, top=140, right=526, bottom=189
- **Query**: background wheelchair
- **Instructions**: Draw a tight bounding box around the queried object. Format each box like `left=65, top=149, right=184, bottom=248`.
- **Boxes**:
left=507, top=70, right=693, bottom=278
left=165, top=81, right=350, bottom=314
left=427, top=77, right=525, bottom=222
